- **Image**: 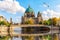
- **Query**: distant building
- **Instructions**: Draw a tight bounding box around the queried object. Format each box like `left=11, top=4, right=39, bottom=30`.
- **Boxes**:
left=10, top=18, right=13, bottom=24
left=21, top=6, right=43, bottom=24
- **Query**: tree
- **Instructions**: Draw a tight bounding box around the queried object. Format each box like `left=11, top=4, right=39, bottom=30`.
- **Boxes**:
left=45, top=35, right=51, bottom=40
left=0, top=21, right=10, bottom=27
left=52, top=17, right=58, bottom=26
left=43, top=17, right=58, bottom=26
left=25, top=20, right=30, bottom=24
left=25, top=18, right=34, bottom=24
left=48, top=18, right=52, bottom=25
left=29, top=36, right=34, bottom=40
left=43, top=20, right=50, bottom=25
left=43, top=20, right=47, bottom=25
left=0, top=21, right=5, bottom=25
left=39, top=21, right=42, bottom=24
left=56, top=18, right=60, bottom=26
left=43, top=18, right=52, bottom=25
left=53, top=34, right=59, bottom=40
left=0, top=36, right=10, bottom=40
left=5, top=22, right=11, bottom=27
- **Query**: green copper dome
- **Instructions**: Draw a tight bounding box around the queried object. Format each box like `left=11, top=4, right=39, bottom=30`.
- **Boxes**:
left=25, top=6, right=34, bottom=13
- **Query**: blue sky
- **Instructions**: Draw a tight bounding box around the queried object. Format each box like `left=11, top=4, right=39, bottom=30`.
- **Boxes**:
left=0, top=0, right=60, bottom=23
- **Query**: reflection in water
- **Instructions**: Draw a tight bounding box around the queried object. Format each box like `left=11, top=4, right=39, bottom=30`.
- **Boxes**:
left=22, top=27, right=50, bottom=34
left=12, top=27, right=22, bottom=40
left=10, top=26, right=59, bottom=40
left=12, top=37, right=22, bottom=40
left=14, top=27, right=22, bottom=34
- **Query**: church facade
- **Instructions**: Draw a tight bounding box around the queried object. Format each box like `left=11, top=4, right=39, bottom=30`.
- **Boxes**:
left=21, top=6, right=43, bottom=24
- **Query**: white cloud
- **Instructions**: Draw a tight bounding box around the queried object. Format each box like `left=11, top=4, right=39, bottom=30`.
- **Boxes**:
left=57, top=5, right=60, bottom=8
left=12, top=16, right=21, bottom=23
left=0, top=14, right=5, bottom=17
left=0, top=0, right=25, bottom=14
left=43, top=4, right=48, bottom=7
left=42, top=9, right=60, bottom=20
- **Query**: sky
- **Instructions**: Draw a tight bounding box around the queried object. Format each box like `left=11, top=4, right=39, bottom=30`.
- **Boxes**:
left=0, top=0, right=60, bottom=23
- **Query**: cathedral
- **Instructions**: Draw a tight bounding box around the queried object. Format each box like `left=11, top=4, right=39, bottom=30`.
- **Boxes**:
left=21, top=6, right=43, bottom=24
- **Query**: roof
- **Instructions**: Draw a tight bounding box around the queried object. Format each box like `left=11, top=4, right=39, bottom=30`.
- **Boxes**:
left=25, top=6, right=34, bottom=13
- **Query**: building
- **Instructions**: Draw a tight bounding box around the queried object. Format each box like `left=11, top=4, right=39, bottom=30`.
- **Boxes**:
left=21, top=6, right=44, bottom=40
left=10, top=18, right=13, bottom=24
left=21, top=6, right=43, bottom=24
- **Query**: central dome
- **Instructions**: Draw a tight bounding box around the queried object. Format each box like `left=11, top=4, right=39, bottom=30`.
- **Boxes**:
left=25, top=6, right=34, bottom=13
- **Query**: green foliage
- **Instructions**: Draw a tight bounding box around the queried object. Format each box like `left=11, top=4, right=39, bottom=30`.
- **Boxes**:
left=25, top=18, right=34, bottom=24
left=24, top=36, right=34, bottom=40
left=0, top=36, right=10, bottom=40
left=52, top=17, right=57, bottom=26
left=0, top=21, right=5, bottom=25
left=44, top=35, right=52, bottom=40
left=25, top=20, right=30, bottom=24
left=43, top=19, right=52, bottom=25
left=39, top=21, right=42, bottom=24
left=47, top=19, right=52, bottom=25
left=6, top=23, right=11, bottom=27
left=0, top=21, right=11, bottom=27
